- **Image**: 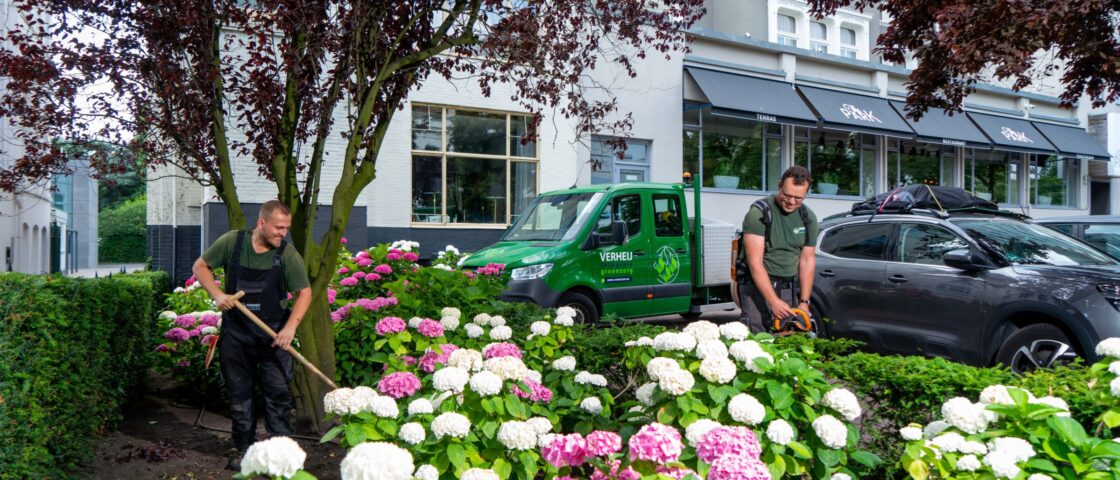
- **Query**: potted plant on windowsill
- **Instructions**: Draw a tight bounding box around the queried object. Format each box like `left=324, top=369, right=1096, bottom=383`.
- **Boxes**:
left=711, top=158, right=740, bottom=189
left=816, top=170, right=840, bottom=195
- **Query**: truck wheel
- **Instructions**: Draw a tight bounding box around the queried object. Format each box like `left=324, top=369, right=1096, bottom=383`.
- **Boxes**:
left=995, top=324, right=1079, bottom=374
left=557, top=291, right=599, bottom=324
left=679, top=312, right=703, bottom=320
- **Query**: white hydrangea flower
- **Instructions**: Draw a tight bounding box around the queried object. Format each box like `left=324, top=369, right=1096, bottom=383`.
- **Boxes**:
left=240, top=436, right=306, bottom=479
left=398, top=422, right=426, bottom=445
left=469, top=370, right=504, bottom=396
left=580, top=397, right=603, bottom=414
left=831, top=474, right=852, bottom=480
left=1110, top=360, right=1120, bottom=376
left=473, top=313, right=492, bottom=326
left=530, top=321, right=551, bottom=336
left=1096, top=337, right=1120, bottom=358
left=635, top=336, right=654, bottom=346
left=439, top=316, right=460, bottom=331
left=551, top=356, right=577, bottom=371
left=941, top=397, right=990, bottom=434
left=489, top=316, right=507, bottom=327
left=173, top=287, right=186, bottom=293
left=822, top=388, right=862, bottom=421
left=431, top=412, right=471, bottom=439
left=447, top=348, right=485, bottom=372
left=931, top=432, right=966, bottom=453
left=414, top=465, right=439, bottom=480
left=766, top=419, right=794, bottom=445
left=441, top=307, right=461, bottom=319
left=719, top=322, right=750, bottom=340
left=685, top=419, right=722, bottom=445
left=370, top=395, right=399, bottom=418
left=324, top=387, right=379, bottom=416
left=1031, top=396, right=1070, bottom=417
left=526, top=417, right=553, bottom=435
left=432, top=263, right=453, bottom=271
left=1027, top=475, right=1052, bottom=480
left=695, top=339, right=730, bottom=360
left=408, top=317, right=424, bottom=329
left=525, top=369, right=543, bottom=383
left=699, top=357, right=737, bottom=384
left=460, top=468, right=500, bottom=480
left=728, top=393, right=766, bottom=425
left=636, top=382, right=658, bottom=406
left=729, top=340, right=774, bottom=372
left=407, top=398, right=434, bottom=416
left=489, top=325, right=512, bottom=341
left=900, top=426, right=922, bottom=441
left=485, top=356, right=528, bottom=381
left=159, top=311, right=177, bottom=320
left=961, top=440, right=987, bottom=455
left=987, top=437, right=1036, bottom=463
left=200, top=326, right=218, bottom=335
left=658, top=368, right=696, bottom=396
left=979, top=385, right=1016, bottom=405
left=1112, top=377, right=1120, bottom=397
left=574, top=371, right=608, bottom=387
left=956, top=454, right=981, bottom=472
left=645, top=357, right=681, bottom=381
left=985, top=454, right=1021, bottom=479
left=683, top=320, right=721, bottom=341
left=465, top=323, right=484, bottom=338
left=497, top=421, right=538, bottom=450
left=340, top=442, right=414, bottom=480
left=554, top=314, right=575, bottom=327
left=433, top=367, right=470, bottom=392
left=556, top=306, right=577, bottom=318
left=924, top=420, right=950, bottom=439
left=652, top=332, right=697, bottom=352
left=812, top=415, right=848, bottom=449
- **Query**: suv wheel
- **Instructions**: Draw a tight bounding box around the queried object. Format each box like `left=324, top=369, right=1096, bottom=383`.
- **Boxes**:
left=995, top=324, right=1079, bottom=373
left=557, top=291, right=599, bottom=324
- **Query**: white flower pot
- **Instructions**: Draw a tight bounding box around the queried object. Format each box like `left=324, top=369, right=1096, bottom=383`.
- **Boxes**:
left=816, top=182, right=839, bottom=195
left=713, top=175, right=740, bottom=189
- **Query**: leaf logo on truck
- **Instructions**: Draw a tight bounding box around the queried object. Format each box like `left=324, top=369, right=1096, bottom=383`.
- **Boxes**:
left=655, top=245, right=680, bottom=284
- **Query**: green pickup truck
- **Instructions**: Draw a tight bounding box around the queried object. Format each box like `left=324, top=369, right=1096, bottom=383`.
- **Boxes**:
left=461, top=175, right=737, bottom=323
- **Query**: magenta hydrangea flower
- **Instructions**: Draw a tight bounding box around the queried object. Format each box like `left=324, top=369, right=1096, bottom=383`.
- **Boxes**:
left=511, top=379, right=553, bottom=403
left=188, top=328, right=201, bottom=338
left=378, top=371, right=422, bottom=399
left=327, top=289, right=337, bottom=305
left=374, top=264, right=393, bottom=275
left=403, top=252, right=420, bottom=262
left=352, top=271, right=366, bottom=279
left=165, top=327, right=190, bottom=342
left=199, top=313, right=221, bottom=327
left=399, top=355, right=417, bottom=366
left=174, top=314, right=196, bottom=328
left=419, top=344, right=458, bottom=373
left=386, top=252, right=402, bottom=261
left=417, top=319, right=445, bottom=338
left=696, top=426, right=763, bottom=464
left=628, top=423, right=683, bottom=464
left=591, top=460, right=640, bottom=480
left=541, top=433, right=588, bottom=468
left=376, top=317, right=407, bottom=335
left=585, top=431, right=622, bottom=457
left=184, top=275, right=196, bottom=287
left=176, top=360, right=191, bottom=367
left=154, top=344, right=171, bottom=352
left=339, top=277, right=358, bottom=287
left=337, top=267, right=350, bottom=275
left=330, top=311, right=343, bottom=322
left=657, top=466, right=701, bottom=480
left=357, top=257, right=373, bottom=267
left=364, top=273, right=381, bottom=282
left=707, top=454, right=771, bottom=480
left=340, top=237, right=348, bottom=244
left=356, top=251, right=370, bottom=259
left=483, top=342, right=523, bottom=359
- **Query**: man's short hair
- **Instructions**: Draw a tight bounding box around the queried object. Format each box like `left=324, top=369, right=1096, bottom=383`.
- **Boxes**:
left=780, top=166, right=812, bottom=187
left=259, top=200, right=291, bottom=220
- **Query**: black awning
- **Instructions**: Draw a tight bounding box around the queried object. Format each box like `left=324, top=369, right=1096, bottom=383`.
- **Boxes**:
left=796, top=85, right=914, bottom=137
left=889, top=101, right=990, bottom=148
left=684, top=67, right=818, bottom=127
left=966, top=112, right=1056, bottom=154
left=1032, top=121, right=1111, bottom=161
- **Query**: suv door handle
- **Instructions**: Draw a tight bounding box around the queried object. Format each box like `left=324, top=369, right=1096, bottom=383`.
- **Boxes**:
left=888, top=275, right=908, bottom=283
left=820, top=270, right=836, bottom=278
left=633, top=250, right=646, bottom=256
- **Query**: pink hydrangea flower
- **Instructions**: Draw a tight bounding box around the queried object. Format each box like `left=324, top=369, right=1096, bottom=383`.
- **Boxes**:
left=154, top=344, right=171, bottom=352
left=464, top=271, right=476, bottom=279
left=340, top=237, right=348, bottom=244
left=174, top=314, right=196, bottom=328
left=165, top=328, right=190, bottom=342
left=339, top=277, right=359, bottom=287
left=337, top=267, right=350, bottom=275
left=374, top=264, right=393, bottom=275
left=707, top=454, right=771, bottom=480
left=184, top=275, right=196, bottom=287
left=477, top=263, right=505, bottom=276
left=585, top=431, right=622, bottom=457
left=176, top=360, right=191, bottom=367
left=327, top=289, right=337, bottom=305
left=356, top=251, right=370, bottom=259
left=417, top=319, right=445, bottom=338
left=696, top=426, right=762, bottom=464
left=657, top=466, right=701, bottom=480
left=357, top=257, right=373, bottom=267
left=627, top=423, right=682, bottom=464
left=352, top=271, right=366, bottom=279
left=364, top=273, right=381, bottom=282
left=200, top=334, right=216, bottom=346
left=378, top=372, right=422, bottom=399
left=286, top=292, right=293, bottom=300
left=399, top=355, right=417, bottom=366
left=541, top=433, right=588, bottom=467
left=483, top=342, right=523, bottom=359
left=199, top=313, right=221, bottom=327
left=419, top=344, right=458, bottom=373
left=511, top=379, right=552, bottom=403
left=403, top=252, right=420, bottom=262
left=330, top=311, right=343, bottom=322
left=386, top=252, right=402, bottom=261
left=591, top=460, right=640, bottom=480
left=187, top=328, right=201, bottom=338
left=376, top=317, right=407, bottom=335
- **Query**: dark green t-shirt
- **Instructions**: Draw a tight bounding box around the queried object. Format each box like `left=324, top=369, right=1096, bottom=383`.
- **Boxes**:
left=741, top=196, right=819, bottom=278
left=202, top=229, right=310, bottom=294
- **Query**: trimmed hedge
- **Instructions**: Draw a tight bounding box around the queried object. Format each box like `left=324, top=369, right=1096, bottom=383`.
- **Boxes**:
left=0, top=271, right=166, bottom=480
left=99, top=194, right=147, bottom=263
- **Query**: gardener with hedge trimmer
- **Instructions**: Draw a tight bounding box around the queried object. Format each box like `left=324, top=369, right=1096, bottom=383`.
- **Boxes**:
left=192, top=199, right=311, bottom=471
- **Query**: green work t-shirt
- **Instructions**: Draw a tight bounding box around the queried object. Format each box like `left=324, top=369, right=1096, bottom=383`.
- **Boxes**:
left=741, top=196, right=819, bottom=279
left=202, top=229, right=310, bottom=294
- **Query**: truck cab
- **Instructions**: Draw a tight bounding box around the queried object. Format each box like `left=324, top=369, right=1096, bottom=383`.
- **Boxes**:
left=461, top=180, right=735, bottom=323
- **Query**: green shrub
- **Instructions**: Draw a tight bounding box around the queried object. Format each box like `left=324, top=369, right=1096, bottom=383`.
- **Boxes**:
left=0, top=271, right=165, bottom=480
left=99, top=194, right=147, bottom=263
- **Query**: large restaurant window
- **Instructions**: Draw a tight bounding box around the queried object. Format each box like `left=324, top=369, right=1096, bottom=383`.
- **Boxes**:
left=1030, top=155, right=1077, bottom=207
left=886, top=139, right=952, bottom=188
left=682, top=108, right=784, bottom=192
left=965, top=150, right=1018, bottom=204
left=794, top=127, right=875, bottom=197
left=411, top=104, right=539, bottom=225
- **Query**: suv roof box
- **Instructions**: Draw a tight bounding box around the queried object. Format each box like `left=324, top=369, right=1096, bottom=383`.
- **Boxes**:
left=851, top=185, right=999, bottom=215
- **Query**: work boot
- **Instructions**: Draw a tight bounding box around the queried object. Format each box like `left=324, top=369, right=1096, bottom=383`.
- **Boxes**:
left=225, top=448, right=244, bottom=471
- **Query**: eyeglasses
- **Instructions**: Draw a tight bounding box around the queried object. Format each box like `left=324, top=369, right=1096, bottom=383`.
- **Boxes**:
left=777, top=190, right=805, bottom=202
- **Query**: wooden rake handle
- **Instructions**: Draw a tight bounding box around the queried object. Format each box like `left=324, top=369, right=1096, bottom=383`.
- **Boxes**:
left=229, top=291, right=338, bottom=390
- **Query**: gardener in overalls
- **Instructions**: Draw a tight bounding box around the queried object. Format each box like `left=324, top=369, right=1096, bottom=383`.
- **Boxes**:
left=735, top=166, right=819, bottom=333
left=192, top=199, right=311, bottom=470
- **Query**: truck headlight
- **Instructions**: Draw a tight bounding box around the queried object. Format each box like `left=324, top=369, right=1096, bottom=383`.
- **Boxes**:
left=1097, top=284, right=1120, bottom=311
left=510, top=263, right=553, bottom=280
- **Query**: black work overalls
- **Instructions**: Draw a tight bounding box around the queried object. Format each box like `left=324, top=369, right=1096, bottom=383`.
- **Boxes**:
left=219, top=230, right=294, bottom=450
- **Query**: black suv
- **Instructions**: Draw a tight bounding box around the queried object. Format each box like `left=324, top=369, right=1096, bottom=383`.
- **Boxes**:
left=811, top=209, right=1120, bottom=372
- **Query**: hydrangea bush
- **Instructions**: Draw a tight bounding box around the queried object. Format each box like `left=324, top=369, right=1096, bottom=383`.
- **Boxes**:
left=152, top=273, right=225, bottom=396
left=898, top=339, right=1120, bottom=479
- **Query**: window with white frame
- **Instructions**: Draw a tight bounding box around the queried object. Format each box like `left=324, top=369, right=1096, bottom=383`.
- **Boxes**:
left=410, top=105, right=539, bottom=226
left=777, top=14, right=798, bottom=47
left=840, top=27, right=858, bottom=58
left=810, top=21, right=828, bottom=53
left=1030, top=155, right=1078, bottom=207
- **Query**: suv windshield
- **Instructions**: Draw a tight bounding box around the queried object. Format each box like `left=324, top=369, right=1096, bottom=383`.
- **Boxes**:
left=502, top=192, right=603, bottom=242
left=954, top=219, right=1119, bottom=266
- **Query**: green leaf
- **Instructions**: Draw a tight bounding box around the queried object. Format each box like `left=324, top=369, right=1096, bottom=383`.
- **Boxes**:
left=447, top=443, right=467, bottom=471
left=677, top=395, right=692, bottom=414
left=817, top=448, right=842, bottom=467
left=906, top=459, right=930, bottom=480
left=344, top=425, right=365, bottom=447
left=787, top=441, right=812, bottom=459
left=850, top=450, right=882, bottom=467
left=1042, top=437, right=1072, bottom=462
left=709, top=384, right=728, bottom=404
left=768, top=454, right=786, bottom=479
left=1102, top=410, right=1120, bottom=429
left=492, top=458, right=513, bottom=480
left=290, top=471, right=318, bottom=480
left=767, top=382, right=795, bottom=411
left=518, top=451, right=539, bottom=479
left=321, top=425, right=343, bottom=443
left=1048, top=416, right=1088, bottom=446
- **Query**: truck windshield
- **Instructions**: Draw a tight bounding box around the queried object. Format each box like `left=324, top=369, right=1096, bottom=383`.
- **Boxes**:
left=503, top=192, right=603, bottom=242
left=955, top=219, right=1119, bottom=266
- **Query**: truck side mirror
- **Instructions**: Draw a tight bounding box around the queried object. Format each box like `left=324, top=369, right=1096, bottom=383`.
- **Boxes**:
left=611, top=220, right=628, bottom=245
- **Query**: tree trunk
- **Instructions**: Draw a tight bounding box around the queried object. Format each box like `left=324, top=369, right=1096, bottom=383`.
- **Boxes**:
left=291, top=289, right=335, bottom=434
left=224, top=200, right=246, bottom=230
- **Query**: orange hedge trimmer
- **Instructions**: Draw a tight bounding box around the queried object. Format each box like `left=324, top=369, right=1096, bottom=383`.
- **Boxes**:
left=773, top=307, right=813, bottom=336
